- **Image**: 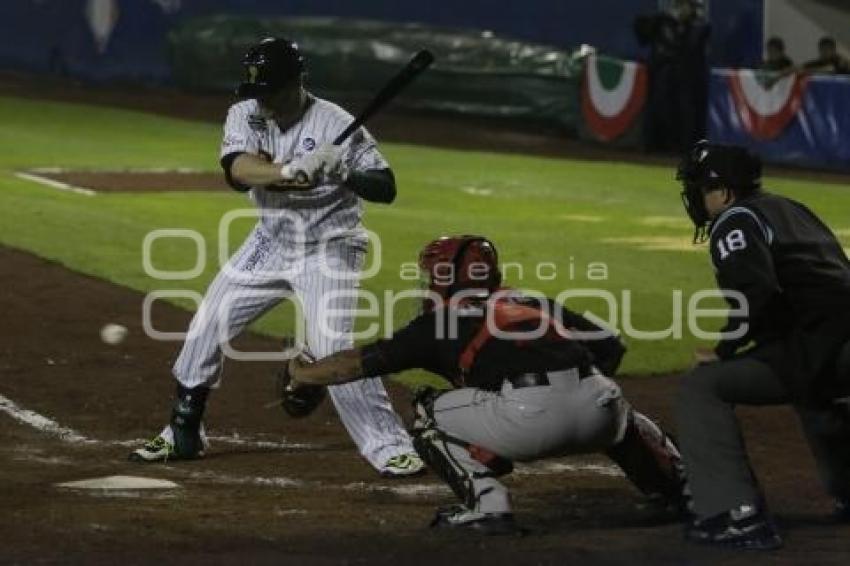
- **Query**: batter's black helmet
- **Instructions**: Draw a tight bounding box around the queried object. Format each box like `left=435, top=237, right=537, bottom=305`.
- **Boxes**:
left=236, top=37, right=305, bottom=98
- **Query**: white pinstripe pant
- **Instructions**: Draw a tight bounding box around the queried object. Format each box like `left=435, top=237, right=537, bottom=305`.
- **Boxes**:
left=170, top=224, right=414, bottom=469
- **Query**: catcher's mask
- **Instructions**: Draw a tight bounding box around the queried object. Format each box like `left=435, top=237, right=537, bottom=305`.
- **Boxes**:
left=417, top=235, right=502, bottom=313
left=236, top=37, right=305, bottom=99
left=677, top=140, right=762, bottom=243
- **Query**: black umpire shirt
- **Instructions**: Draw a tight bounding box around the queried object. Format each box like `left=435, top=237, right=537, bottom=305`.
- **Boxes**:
left=709, top=191, right=850, bottom=399
left=360, top=293, right=626, bottom=390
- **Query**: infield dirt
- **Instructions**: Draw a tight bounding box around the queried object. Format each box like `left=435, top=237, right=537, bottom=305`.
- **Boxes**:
left=1, top=245, right=849, bottom=565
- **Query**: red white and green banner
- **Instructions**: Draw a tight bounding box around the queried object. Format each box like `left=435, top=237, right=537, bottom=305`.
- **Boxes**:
left=725, top=70, right=808, bottom=140
left=581, top=54, right=648, bottom=142
left=709, top=69, right=850, bottom=170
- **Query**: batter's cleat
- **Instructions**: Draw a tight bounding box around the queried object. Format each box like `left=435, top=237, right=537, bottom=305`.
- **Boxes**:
left=685, top=504, right=782, bottom=550
left=380, top=452, right=426, bottom=478
left=128, top=434, right=205, bottom=463
left=128, top=435, right=177, bottom=462
left=430, top=505, right=522, bottom=536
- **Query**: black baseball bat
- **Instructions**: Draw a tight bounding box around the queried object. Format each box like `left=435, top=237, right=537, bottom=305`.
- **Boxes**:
left=333, top=49, right=435, bottom=145
left=291, top=49, right=434, bottom=186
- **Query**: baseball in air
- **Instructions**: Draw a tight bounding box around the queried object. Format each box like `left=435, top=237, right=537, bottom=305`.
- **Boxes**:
left=100, top=323, right=128, bottom=345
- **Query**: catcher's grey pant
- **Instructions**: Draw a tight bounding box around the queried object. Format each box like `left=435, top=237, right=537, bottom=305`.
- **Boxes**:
left=170, top=225, right=414, bottom=469
left=676, top=353, right=850, bottom=519
left=431, top=369, right=628, bottom=514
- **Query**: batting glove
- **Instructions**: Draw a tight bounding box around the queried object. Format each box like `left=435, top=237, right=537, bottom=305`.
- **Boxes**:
left=313, top=142, right=349, bottom=185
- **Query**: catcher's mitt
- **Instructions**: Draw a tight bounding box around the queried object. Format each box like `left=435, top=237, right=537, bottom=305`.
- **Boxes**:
left=276, top=352, right=326, bottom=418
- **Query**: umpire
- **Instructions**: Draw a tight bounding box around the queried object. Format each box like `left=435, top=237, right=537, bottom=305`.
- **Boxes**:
left=675, top=140, right=850, bottom=549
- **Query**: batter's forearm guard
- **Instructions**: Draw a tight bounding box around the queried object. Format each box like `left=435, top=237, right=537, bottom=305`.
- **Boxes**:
left=345, top=169, right=396, bottom=203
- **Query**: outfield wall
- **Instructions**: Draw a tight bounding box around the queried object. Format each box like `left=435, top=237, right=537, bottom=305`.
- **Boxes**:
left=707, top=70, right=850, bottom=171
left=0, top=0, right=762, bottom=82
left=4, top=2, right=848, bottom=170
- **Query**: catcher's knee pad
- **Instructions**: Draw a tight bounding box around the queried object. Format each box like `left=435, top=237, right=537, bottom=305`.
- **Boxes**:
left=467, top=444, right=514, bottom=477
left=411, top=386, right=448, bottom=430
left=606, top=409, right=689, bottom=508
left=171, top=385, right=209, bottom=458
left=412, top=426, right=475, bottom=507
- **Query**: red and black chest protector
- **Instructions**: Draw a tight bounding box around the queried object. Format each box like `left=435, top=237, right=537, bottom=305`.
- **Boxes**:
left=455, top=295, right=574, bottom=386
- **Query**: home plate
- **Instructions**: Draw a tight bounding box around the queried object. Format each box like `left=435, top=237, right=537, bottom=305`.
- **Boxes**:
left=56, top=475, right=179, bottom=490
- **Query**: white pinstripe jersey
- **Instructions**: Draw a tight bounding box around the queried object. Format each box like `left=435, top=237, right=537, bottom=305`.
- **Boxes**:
left=220, top=95, right=389, bottom=243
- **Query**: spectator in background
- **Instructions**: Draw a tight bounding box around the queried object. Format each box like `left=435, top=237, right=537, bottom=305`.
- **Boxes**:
left=634, top=0, right=710, bottom=153
left=760, top=37, right=794, bottom=73
left=803, top=36, right=850, bottom=75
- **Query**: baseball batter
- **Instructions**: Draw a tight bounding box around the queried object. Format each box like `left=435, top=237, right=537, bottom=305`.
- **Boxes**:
left=130, top=37, right=423, bottom=477
left=281, top=235, right=689, bottom=534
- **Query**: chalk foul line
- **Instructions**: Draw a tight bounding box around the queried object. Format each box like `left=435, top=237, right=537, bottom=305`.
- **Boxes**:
left=0, top=393, right=320, bottom=451
left=0, top=394, right=94, bottom=444
left=14, top=171, right=96, bottom=197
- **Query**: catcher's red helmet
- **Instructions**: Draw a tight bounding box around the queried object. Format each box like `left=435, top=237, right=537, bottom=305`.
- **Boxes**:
left=418, top=235, right=501, bottom=311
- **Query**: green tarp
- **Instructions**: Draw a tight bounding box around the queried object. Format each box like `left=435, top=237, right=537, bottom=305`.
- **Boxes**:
left=168, top=15, right=583, bottom=129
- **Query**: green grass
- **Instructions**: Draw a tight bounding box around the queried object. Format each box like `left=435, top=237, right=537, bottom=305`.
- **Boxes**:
left=1, top=95, right=849, bottom=382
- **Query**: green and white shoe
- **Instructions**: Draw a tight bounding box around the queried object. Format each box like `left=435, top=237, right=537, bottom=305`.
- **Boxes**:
left=381, top=452, right=426, bottom=478
left=128, top=433, right=207, bottom=463
left=128, top=435, right=177, bottom=462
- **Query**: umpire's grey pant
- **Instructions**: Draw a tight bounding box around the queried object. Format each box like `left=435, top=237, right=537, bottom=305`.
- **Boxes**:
left=676, top=352, right=850, bottom=518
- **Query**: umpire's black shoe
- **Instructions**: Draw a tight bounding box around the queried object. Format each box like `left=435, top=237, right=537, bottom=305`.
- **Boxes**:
left=685, top=504, right=782, bottom=550
left=430, top=505, right=523, bottom=536
left=835, top=498, right=850, bottom=522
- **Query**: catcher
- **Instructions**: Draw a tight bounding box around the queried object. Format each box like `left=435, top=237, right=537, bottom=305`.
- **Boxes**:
left=278, top=235, right=688, bottom=534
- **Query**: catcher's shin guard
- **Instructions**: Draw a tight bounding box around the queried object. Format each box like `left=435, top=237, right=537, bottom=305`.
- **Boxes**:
left=412, top=388, right=477, bottom=506
left=170, top=385, right=209, bottom=459
left=412, top=389, right=512, bottom=508
left=606, top=410, right=689, bottom=509
left=413, top=427, right=475, bottom=507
